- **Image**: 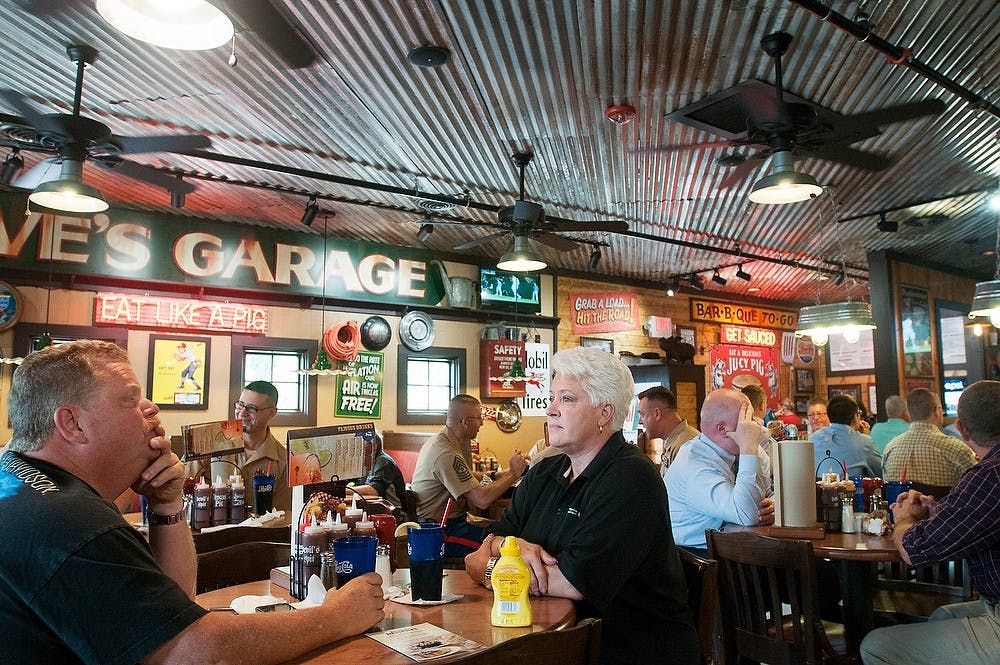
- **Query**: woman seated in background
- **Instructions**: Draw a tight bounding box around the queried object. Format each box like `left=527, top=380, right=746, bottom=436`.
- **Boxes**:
left=352, top=431, right=406, bottom=511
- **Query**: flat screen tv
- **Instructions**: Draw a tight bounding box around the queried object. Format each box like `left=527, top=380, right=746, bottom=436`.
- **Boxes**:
left=479, top=267, right=541, bottom=313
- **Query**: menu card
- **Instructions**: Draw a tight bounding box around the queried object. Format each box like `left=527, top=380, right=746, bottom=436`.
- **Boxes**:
left=182, top=420, right=244, bottom=460
left=367, top=623, right=483, bottom=661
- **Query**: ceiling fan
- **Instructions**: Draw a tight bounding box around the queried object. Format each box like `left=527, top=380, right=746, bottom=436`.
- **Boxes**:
left=647, top=31, right=946, bottom=191
left=450, top=151, right=629, bottom=254
left=0, top=44, right=211, bottom=207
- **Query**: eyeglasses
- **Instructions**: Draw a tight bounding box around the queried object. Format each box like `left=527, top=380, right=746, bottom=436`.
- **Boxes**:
left=234, top=400, right=272, bottom=415
left=807, top=411, right=827, bottom=418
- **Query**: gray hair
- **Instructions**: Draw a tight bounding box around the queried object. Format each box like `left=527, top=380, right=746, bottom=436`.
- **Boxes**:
left=884, top=395, right=908, bottom=419
left=551, top=346, right=634, bottom=430
left=8, top=340, right=128, bottom=453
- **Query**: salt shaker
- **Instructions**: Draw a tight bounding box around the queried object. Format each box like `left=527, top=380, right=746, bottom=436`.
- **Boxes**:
left=841, top=500, right=856, bottom=533
left=375, top=544, right=392, bottom=596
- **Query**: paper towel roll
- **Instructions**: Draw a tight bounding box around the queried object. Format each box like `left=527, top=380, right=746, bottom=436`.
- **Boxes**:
left=772, top=439, right=817, bottom=527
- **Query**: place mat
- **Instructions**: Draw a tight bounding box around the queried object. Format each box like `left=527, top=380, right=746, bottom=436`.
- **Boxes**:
left=390, top=592, right=463, bottom=606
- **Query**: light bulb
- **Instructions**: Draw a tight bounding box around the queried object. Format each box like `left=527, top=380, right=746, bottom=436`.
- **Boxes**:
left=810, top=330, right=829, bottom=347
left=973, top=323, right=984, bottom=337
left=990, top=311, right=1000, bottom=329
left=842, top=326, right=860, bottom=344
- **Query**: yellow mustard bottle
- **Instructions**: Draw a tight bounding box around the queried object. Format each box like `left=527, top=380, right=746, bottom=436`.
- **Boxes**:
left=490, top=536, right=532, bottom=627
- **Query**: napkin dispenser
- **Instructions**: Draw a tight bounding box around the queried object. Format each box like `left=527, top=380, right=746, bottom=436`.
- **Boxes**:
left=771, top=439, right=817, bottom=527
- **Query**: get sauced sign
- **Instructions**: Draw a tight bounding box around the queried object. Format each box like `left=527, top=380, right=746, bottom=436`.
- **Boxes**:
left=0, top=193, right=446, bottom=306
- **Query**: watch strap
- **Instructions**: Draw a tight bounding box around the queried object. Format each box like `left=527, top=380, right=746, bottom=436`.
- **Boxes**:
left=484, top=556, right=499, bottom=585
left=147, top=508, right=187, bottom=526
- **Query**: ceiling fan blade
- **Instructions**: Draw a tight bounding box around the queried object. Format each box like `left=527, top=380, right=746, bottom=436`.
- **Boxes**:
left=0, top=89, right=48, bottom=128
left=533, top=233, right=579, bottom=251
left=454, top=231, right=509, bottom=251
left=12, top=157, right=60, bottom=189
left=548, top=220, right=628, bottom=233
left=96, top=158, right=197, bottom=193
left=111, top=134, right=212, bottom=155
left=633, top=141, right=734, bottom=155
left=810, top=145, right=893, bottom=171
left=221, top=0, right=317, bottom=69
left=717, top=158, right=761, bottom=190
left=846, top=98, right=946, bottom=129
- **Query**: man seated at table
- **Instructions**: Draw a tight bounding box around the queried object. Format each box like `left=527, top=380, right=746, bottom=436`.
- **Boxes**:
left=465, top=347, right=698, bottom=664
left=811, top=394, right=883, bottom=479
left=663, top=388, right=774, bottom=553
left=0, top=341, right=384, bottom=664
left=352, top=430, right=407, bottom=511
left=870, top=394, right=910, bottom=453
left=637, top=385, right=700, bottom=475
left=411, top=394, right=527, bottom=557
left=806, top=396, right=831, bottom=437
left=186, top=380, right=291, bottom=513
left=860, top=379, right=1000, bottom=665
left=883, top=388, right=976, bottom=488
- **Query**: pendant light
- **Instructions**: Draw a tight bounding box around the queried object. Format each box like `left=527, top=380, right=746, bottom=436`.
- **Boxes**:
left=748, top=150, right=823, bottom=204
left=28, top=157, right=108, bottom=215
left=969, top=200, right=1000, bottom=326
left=96, top=0, right=234, bottom=51
left=497, top=235, right=546, bottom=272
left=795, top=264, right=876, bottom=346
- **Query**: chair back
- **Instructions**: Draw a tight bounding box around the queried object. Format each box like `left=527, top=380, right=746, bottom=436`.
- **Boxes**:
left=450, top=618, right=601, bottom=664
left=193, top=524, right=291, bottom=553
left=196, top=541, right=291, bottom=593
left=706, top=530, right=826, bottom=665
left=677, top=548, right=718, bottom=664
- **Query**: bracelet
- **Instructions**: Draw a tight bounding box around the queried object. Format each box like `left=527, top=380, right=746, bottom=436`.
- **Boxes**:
left=147, top=509, right=187, bottom=526
left=484, top=556, right=499, bottom=586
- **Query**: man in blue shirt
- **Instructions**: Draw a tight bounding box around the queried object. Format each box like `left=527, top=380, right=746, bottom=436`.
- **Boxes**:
left=664, top=388, right=774, bottom=552
left=812, top=394, right=882, bottom=478
left=870, top=394, right=910, bottom=453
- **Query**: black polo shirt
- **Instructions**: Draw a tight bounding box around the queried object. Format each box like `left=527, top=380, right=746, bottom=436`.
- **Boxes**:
left=491, top=432, right=698, bottom=665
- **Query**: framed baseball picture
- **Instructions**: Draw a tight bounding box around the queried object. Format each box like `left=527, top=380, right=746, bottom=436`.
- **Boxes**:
left=147, top=335, right=210, bottom=410
left=795, top=368, right=815, bottom=394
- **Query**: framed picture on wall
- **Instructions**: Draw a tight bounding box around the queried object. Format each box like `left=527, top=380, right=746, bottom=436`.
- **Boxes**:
left=580, top=336, right=614, bottom=353
left=794, top=395, right=810, bottom=415
left=829, top=383, right=863, bottom=404
left=795, top=368, right=815, bottom=394
left=147, top=335, right=210, bottom=410
left=677, top=326, right=696, bottom=348
left=900, top=285, right=934, bottom=377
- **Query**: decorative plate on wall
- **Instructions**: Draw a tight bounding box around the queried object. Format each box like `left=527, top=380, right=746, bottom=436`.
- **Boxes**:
left=399, top=311, right=435, bottom=351
left=360, top=316, right=392, bottom=351
left=496, top=400, right=522, bottom=432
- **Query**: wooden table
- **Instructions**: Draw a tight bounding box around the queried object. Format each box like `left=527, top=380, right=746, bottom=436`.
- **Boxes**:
left=752, top=525, right=901, bottom=654
left=196, top=569, right=576, bottom=663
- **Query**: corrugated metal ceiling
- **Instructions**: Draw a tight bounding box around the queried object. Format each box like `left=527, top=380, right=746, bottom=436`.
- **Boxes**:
left=0, top=0, right=997, bottom=305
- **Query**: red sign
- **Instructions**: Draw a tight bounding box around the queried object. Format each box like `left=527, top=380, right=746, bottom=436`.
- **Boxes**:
left=709, top=344, right=780, bottom=408
left=569, top=291, right=639, bottom=334
left=93, top=292, right=268, bottom=334
left=720, top=324, right=779, bottom=347
left=480, top=340, right=527, bottom=398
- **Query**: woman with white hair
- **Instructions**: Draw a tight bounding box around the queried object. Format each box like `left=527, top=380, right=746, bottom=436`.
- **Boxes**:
left=465, top=346, right=697, bottom=664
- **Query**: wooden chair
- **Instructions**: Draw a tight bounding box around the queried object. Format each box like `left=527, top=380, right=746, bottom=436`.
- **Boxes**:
left=450, top=618, right=601, bottom=664
left=706, top=530, right=853, bottom=665
left=678, top=547, right=718, bottom=664
left=875, top=557, right=976, bottom=621
left=193, top=524, right=291, bottom=553
left=196, top=541, right=291, bottom=593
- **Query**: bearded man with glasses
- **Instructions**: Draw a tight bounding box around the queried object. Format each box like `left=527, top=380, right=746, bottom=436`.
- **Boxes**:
left=186, top=380, right=290, bottom=512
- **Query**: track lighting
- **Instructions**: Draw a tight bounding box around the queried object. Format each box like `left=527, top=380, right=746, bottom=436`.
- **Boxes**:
left=876, top=212, right=898, bottom=232
left=588, top=246, right=602, bottom=269
left=735, top=264, right=751, bottom=281
left=687, top=274, right=704, bottom=291
left=711, top=270, right=727, bottom=287
left=1, top=149, right=24, bottom=185
left=301, top=196, right=319, bottom=227
left=833, top=267, right=846, bottom=286
left=417, top=223, right=434, bottom=242
left=170, top=174, right=185, bottom=208
left=667, top=277, right=680, bottom=297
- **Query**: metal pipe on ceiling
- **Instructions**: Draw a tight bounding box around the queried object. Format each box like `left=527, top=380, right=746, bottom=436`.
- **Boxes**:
left=787, top=0, right=1000, bottom=119
left=835, top=185, right=997, bottom=223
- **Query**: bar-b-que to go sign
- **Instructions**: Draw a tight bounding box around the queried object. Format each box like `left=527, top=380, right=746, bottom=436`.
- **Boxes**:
left=690, top=298, right=797, bottom=330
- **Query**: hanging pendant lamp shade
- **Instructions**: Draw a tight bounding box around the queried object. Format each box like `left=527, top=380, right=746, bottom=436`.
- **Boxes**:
left=28, top=159, right=108, bottom=215
left=969, top=279, right=1000, bottom=328
left=795, top=301, right=876, bottom=347
left=748, top=151, right=823, bottom=204
left=96, top=0, right=234, bottom=50
left=497, top=235, right=546, bottom=272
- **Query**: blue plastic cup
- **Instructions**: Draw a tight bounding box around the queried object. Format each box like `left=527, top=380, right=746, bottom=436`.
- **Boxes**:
left=251, top=474, right=275, bottom=515
left=333, top=535, right=377, bottom=588
left=850, top=476, right=864, bottom=511
left=884, top=480, right=912, bottom=523
left=408, top=524, right=444, bottom=601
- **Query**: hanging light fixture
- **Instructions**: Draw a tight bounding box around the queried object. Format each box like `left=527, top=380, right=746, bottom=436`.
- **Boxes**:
left=711, top=270, right=727, bottom=287
left=748, top=150, right=823, bottom=204
left=417, top=222, right=434, bottom=242
left=588, top=245, right=602, bottom=269
left=795, top=301, right=875, bottom=346
left=28, top=157, right=108, bottom=215
left=1, top=149, right=24, bottom=184
left=969, top=203, right=1000, bottom=326
left=686, top=274, right=704, bottom=291
left=735, top=264, right=752, bottom=281
left=666, top=276, right=680, bottom=297
left=301, top=196, right=319, bottom=227
left=96, top=0, right=234, bottom=51
left=497, top=235, right=546, bottom=272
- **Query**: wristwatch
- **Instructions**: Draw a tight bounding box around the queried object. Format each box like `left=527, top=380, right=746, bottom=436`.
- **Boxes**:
left=146, top=509, right=187, bottom=527
left=483, top=556, right=499, bottom=586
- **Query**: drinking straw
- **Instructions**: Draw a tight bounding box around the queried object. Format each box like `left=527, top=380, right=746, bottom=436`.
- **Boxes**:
left=266, top=460, right=273, bottom=477
left=842, top=460, right=848, bottom=478
left=901, top=467, right=908, bottom=483
left=441, top=497, right=454, bottom=527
